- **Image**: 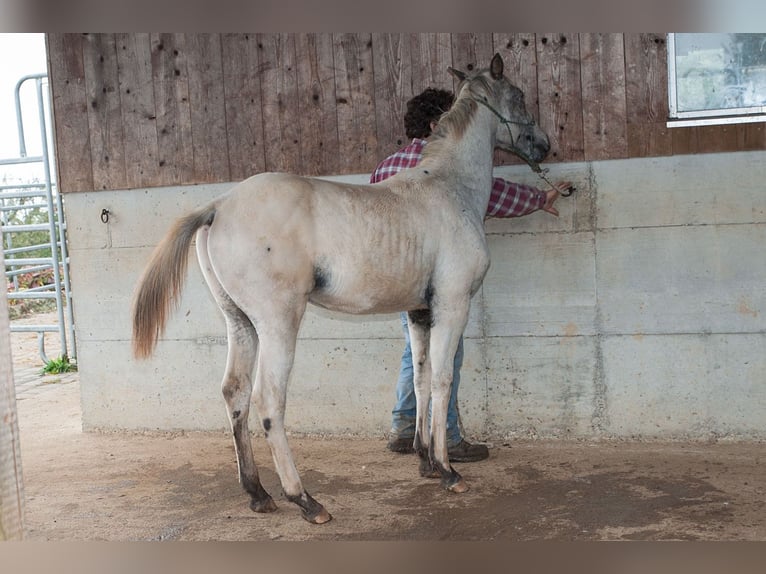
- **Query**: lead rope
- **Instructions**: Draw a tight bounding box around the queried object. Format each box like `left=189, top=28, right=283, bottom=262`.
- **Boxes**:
left=473, top=96, right=576, bottom=197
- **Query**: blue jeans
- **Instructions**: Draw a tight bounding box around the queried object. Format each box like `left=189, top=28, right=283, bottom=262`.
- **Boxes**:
left=391, top=313, right=463, bottom=447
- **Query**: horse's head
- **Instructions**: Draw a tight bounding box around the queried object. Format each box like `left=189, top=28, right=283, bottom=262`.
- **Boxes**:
left=449, top=54, right=550, bottom=167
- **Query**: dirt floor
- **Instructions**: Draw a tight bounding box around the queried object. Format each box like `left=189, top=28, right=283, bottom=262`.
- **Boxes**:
left=9, top=314, right=766, bottom=541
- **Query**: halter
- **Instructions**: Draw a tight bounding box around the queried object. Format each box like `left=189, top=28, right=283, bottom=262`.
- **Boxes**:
left=471, top=95, right=575, bottom=197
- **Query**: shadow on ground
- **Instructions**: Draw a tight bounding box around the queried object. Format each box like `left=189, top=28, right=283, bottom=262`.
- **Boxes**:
left=14, top=374, right=765, bottom=541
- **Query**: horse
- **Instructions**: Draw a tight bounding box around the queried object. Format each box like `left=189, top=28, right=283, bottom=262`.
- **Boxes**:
left=132, top=53, right=550, bottom=524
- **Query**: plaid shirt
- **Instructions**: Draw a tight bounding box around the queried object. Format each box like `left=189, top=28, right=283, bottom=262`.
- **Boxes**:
left=370, top=138, right=546, bottom=218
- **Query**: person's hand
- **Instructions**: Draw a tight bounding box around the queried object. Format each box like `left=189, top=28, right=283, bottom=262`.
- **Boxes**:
left=541, top=181, right=573, bottom=217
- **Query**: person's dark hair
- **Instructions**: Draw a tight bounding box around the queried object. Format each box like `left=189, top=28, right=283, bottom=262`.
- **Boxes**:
left=403, top=88, right=455, bottom=139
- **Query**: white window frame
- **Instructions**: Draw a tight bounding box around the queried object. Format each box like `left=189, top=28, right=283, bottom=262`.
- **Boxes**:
left=667, top=33, right=766, bottom=128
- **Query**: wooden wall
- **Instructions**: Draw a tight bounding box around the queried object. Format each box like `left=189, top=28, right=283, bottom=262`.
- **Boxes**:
left=0, top=248, right=24, bottom=541
left=46, top=33, right=766, bottom=194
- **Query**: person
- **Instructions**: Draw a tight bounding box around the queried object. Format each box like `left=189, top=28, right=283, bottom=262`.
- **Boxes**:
left=370, top=87, right=570, bottom=463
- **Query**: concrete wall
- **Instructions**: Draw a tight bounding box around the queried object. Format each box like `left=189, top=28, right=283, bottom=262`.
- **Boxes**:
left=63, top=151, right=766, bottom=439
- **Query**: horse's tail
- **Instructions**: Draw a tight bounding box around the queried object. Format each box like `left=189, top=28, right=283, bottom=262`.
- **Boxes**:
left=132, top=202, right=217, bottom=358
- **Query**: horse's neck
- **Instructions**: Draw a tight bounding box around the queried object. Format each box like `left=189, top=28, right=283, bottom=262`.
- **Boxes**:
left=432, top=110, right=498, bottom=220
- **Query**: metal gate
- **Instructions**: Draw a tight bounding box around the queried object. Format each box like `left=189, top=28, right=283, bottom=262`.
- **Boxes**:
left=1, top=73, right=75, bottom=363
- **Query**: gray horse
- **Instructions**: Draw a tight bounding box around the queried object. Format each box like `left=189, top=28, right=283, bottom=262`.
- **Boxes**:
left=132, top=53, right=550, bottom=524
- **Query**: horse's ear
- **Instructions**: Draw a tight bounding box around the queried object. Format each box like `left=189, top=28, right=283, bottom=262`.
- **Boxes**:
left=448, top=67, right=467, bottom=82
left=490, top=53, right=504, bottom=80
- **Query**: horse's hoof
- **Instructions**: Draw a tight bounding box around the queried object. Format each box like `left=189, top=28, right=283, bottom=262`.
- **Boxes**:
left=287, top=490, right=331, bottom=524
left=448, top=478, right=469, bottom=493
left=303, top=506, right=333, bottom=524
left=441, top=467, right=469, bottom=492
left=250, top=496, right=278, bottom=513
left=419, top=459, right=440, bottom=479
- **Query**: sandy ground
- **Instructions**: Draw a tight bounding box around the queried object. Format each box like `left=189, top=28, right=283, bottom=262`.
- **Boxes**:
left=9, top=314, right=766, bottom=541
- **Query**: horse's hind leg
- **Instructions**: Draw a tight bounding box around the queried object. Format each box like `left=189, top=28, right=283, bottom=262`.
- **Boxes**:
left=196, top=227, right=276, bottom=513
left=221, top=311, right=277, bottom=513
left=253, top=320, right=332, bottom=524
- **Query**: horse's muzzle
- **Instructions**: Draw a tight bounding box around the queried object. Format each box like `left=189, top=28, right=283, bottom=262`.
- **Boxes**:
left=522, top=137, right=550, bottom=164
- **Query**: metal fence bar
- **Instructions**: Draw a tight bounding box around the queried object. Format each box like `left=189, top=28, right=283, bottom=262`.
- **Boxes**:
left=3, top=258, right=54, bottom=266
left=0, top=156, right=43, bottom=166
left=3, top=244, right=54, bottom=256
left=1, top=223, right=54, bottom=233
left=5, top=265, right=52, bottom=278
left=7, top=292, right=57, bottom=300
left=2, top=73, right=75, bottom=363
left=0, top=192, right=45, bottom=199
left=8, top=324, right=59, bottom=332
left=0, top=183, right=46, bottom=191
left=9, top=284, right=55, bottom=294
left=0, top=203, right=48, bottom=213
left=34, top=76, right=73, bottom=361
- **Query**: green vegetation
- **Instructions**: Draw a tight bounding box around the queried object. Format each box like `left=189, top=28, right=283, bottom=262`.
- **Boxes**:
left=41, top=355, right=77, bottom=375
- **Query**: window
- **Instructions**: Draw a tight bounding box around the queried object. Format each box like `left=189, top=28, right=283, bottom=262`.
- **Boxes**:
left=667, top=33, right=766, bottom=127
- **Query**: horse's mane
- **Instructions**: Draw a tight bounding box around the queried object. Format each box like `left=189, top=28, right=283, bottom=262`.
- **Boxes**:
left=421, top=72, right=494, bottom=162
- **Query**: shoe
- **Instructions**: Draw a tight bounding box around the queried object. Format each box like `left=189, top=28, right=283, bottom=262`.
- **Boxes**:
left=387, top=435, right=415, bottom=454
left=447, top=439, right=489, bottom=463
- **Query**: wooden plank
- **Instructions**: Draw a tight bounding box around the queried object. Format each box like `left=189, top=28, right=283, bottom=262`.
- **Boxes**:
left=150, top=33, right=194, bottom=186
left=449, top=33, right=494, bottom=90
left=697, top=124, right=740, bottom=153
left=0, top=248, right=24, bottom=541
left=536, top=33, right=584, bottom=162
left=451, top=35, right=504, bottom=165
left=671, top=126, right=700, bottom=155
left=409, top=33, right=452, bottom=95
left=333, top=33, right=377, bottom=174
left=115, top=33, right=160, bottom=188
left=221, top=33, right=267, bottom=181
left=371, top=33, right=414, bottom=159
left=83, top=33, right=127, bottom=190
left=625, top=33, right=672, bottom=157
left=295, top=33, right=340, bottom=176
left=256, top=33, right=301, bottom=174
left=46, top=33, right=93, bottom=193
left=739, top=122, right=766, bottom=150
left=493, top=33, right=540, bottom=166
left=185, top=34, right=229, bottom=183
left=493, top=33, right=539, bottom=114
left=579, top=33, right=628, bottom=160
left=627, top=122, right=672, bottom=158
left=674, top=125, right=739, bottom=155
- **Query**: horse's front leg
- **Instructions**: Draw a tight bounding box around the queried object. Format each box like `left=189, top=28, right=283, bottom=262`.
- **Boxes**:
left=428, top=305, right=470, bottom=493
left=406, top=310, right=436, bottom=479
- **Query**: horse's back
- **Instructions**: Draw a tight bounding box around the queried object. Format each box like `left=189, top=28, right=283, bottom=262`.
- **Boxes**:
left=205, top=170, right=488, bottom=316
left=203, top=172, right=434, bottom=314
